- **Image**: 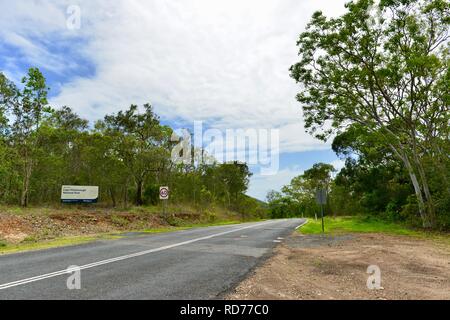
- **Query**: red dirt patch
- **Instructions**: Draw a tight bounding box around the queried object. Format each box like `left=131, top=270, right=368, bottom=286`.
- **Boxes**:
left=0, top=209, right=167, bottom=244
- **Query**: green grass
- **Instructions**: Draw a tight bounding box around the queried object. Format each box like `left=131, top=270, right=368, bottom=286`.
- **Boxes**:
left=137, top=226, right=189, bottom=233
left=176, top=220, right=244, bottom=228
left=0, top=234, right=121, bottom=255
left=299, top=216, right=423, bottom=236
left=138, top=220, right=250, bottom=233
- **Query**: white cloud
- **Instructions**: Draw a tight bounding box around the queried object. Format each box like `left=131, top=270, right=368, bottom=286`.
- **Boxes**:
left=2, top=1, right=355, bottom=199
left=0, top=0, right=83, bottom=74
left=330, top=159, right=346, bottom=172
left=248, top=156, right=346, bottom=200
left=1, top=0, right=348, bottom=154
left=1, top=32, right=71, bottom=74
left=247, top=166, right=304, bottom=201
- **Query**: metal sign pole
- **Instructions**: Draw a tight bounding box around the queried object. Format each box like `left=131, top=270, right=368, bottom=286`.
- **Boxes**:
left=162, top=199, right=166, bottom=218
left=321, top=203, right=324, bottom=233
left=159, top=186, right=169, bottom=220
left=316, top=188, right=326, bottom=233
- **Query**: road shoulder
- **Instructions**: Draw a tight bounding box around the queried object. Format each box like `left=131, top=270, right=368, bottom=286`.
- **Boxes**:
left=227, top=231, right=450, bottom=300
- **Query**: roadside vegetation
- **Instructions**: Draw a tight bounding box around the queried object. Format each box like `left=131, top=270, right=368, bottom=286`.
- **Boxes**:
left=0, top=69, right=266, bottom=216
left=299, top=216, right=423, bottom=237
left=0, top=234, right=117, bottom=255
left=267, top=0, right=449, bottom=232
left=0, top=203, right=259, bottom=254
left=246, top=1, right=450, bottom=300
left=0, top=0, right=448, bottom=255
left=0, top=67, right=267, bottom=251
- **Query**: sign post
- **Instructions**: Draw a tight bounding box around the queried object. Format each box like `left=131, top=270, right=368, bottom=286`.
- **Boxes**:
left=159, top=186, right=169, bottom=218
left=315, top=188, right=327, bottom=233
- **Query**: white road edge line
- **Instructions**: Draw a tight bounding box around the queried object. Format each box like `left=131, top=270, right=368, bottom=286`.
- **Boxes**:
left=0, top=220, right=286, bottom=290
left=295, top=219, right=308, bottom=230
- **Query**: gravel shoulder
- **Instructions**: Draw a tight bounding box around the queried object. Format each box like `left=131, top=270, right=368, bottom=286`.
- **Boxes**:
left=227, top=232, right=450, bottom=300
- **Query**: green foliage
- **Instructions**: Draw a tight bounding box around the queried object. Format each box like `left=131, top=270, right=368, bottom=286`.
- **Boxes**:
left=266, top=191, right=301, bottom=219
left=143, top=184, right=160, bottom=205
left=203, top=209, right=217, bottom=223
left=110, top=215, right=129, bottom=227
left=290, top=0, right=450, bottom=229
left=268, top=163, right=335, bottom=219
left=97, top=104, right=171, bottom=206
left=235, top=194, right=267, bottom=220
left=1, top=68, right=53, bottom=206
left=0, top=68, right=265, bottom=221
left=299, top=216, right=422, bottom=236
left=165, top=215, right=185, bottom=227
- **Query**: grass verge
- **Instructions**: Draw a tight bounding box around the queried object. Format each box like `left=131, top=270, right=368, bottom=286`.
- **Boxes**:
left=0, top=234, right=121, bottom=255
left=0, top=219, right=250, bottom=255
left=299, top=216, right=435, bottom=237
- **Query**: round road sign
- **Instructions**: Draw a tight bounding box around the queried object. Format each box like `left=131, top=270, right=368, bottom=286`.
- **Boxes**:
left=159, top=186, right=169, bottom=200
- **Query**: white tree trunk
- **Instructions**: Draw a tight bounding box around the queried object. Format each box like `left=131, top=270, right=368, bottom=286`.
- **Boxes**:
left=388, top=144, right=431, bottom=228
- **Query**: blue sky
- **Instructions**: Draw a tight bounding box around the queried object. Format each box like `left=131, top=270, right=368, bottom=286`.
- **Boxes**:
left=0, top=0, right=348, bottom=200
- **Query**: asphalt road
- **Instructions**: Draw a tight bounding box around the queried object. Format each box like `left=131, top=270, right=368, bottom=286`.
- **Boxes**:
left=0, top=219, right=305, bottom=300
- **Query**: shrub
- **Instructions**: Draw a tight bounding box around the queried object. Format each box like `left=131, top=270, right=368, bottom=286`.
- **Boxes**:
left=143, top=184, right=160, bottom=205
left=110, top=215, right=129, bottom=227
left=204, top=210, right=217, bottom=222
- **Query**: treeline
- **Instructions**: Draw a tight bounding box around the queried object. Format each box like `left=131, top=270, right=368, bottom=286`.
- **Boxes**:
left=279, top=0, right=449, bottom=230
left=0, top=68, right=265, bottom=219
left=266, top=163, right=335, bottom=220
left=267, top=123, right=449, bottom=230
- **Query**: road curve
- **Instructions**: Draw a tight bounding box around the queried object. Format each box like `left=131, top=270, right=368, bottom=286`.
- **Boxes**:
left=0, top=218, right=304, bottom=300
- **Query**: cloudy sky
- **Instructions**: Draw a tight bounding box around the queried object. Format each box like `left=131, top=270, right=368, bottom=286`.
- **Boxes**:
left=0, top=0, right=348, bottom=200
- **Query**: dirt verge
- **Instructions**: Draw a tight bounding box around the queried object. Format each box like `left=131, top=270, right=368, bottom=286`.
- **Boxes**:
left=227, top=232, right=450, bottom=300
left=0, top=206, right=221, bottom=244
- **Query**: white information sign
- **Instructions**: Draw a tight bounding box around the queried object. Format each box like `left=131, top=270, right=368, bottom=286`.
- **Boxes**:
left=61, top=185, right=99, bottom=203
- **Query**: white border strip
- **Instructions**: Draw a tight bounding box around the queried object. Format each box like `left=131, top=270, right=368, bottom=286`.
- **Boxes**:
left=295, top=219, right=308, bottom=230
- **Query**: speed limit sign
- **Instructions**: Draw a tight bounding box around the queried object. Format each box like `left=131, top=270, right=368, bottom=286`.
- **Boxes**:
left=159, top=186, right=169, bottom=200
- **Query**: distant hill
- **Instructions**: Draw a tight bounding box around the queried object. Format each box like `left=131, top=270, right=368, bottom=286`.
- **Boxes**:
left=245, top=194, right=268, bottom=208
